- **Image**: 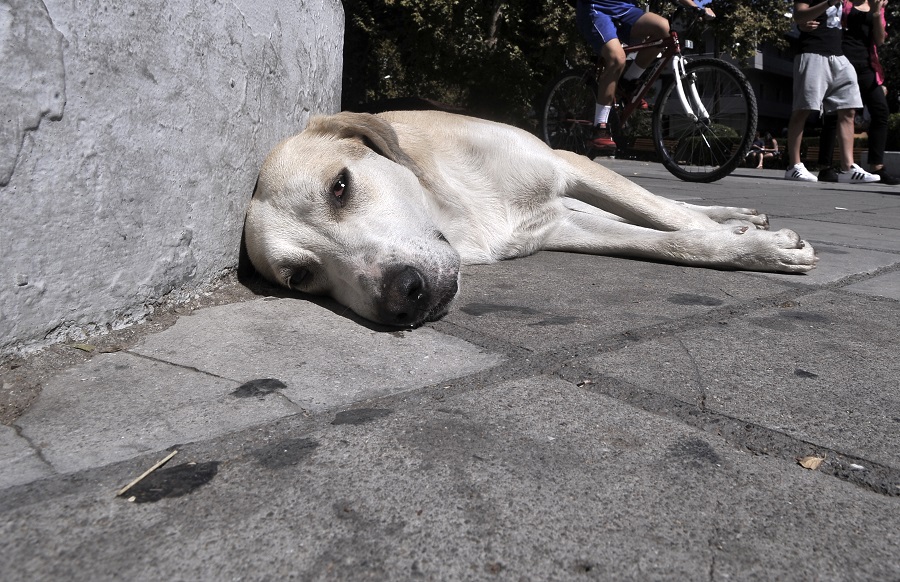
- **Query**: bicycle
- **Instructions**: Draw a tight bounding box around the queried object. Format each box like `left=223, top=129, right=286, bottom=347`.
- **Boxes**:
left=538, top=7, right=757, bottom=183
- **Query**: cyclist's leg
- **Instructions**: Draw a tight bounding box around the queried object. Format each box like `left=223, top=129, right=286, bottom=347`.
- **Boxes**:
left=575, top=3, right=625, bottom=107
left=575, top=2, right=626, bottom=148
left=591, top=40, right=625, bottom=147
left=597, top=40, right=626, bottom=106
left=627, top=11, right=670, bottom=69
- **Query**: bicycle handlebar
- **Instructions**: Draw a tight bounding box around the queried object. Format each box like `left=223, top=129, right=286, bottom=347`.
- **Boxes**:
left=668, top=5, right=713, bottom=41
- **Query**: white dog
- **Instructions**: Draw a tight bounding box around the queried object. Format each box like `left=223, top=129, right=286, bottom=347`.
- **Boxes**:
left=244, top=111, right=816, bottom=327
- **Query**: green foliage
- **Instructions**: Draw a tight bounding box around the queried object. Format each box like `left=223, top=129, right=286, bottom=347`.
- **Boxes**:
left=342, top=0, right=587, bottom=126
left=880, top=3, right=900, bottom=115
left=711, top=123, right=740, bottom=138
left=701, top=0, right=794, bottom=60
left=619, top=108, right=653, bottom=142
left=341, top=0, right=866, bottom=128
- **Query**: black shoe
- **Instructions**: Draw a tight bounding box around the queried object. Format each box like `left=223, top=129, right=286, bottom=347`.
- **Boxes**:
left=874, top=167, right=900, bottom=185
left=818, top=167, right=839, bottom=182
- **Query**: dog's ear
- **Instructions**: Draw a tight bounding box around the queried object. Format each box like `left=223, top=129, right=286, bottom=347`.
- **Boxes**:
left=306, top=112, right=424, bottom=180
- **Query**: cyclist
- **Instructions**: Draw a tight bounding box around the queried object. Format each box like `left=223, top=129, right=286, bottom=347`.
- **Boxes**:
left=573, top=0, right=716, bottom=150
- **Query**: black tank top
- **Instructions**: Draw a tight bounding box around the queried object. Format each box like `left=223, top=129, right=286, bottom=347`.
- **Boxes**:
left=842, top=6, right=873, bottom=69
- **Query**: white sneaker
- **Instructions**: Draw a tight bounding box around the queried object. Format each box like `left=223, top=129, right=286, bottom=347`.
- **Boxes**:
left=837, top=163, right=881, bottom=183
left=785, top=163, right=818, bottom=182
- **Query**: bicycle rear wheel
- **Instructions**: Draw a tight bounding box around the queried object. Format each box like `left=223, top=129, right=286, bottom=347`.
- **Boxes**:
left=652, top=58, right=757, bottom=183
left=539, top=69, right=597, bottom=156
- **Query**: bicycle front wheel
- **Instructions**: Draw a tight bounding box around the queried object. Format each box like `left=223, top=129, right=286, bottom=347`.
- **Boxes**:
left=652, top=58, right=757, bottom=183
left=539, top=69, right=597, bottom=156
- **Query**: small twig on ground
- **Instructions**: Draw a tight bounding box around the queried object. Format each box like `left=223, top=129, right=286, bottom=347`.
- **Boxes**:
left=116, top=450, right=178, bottom=497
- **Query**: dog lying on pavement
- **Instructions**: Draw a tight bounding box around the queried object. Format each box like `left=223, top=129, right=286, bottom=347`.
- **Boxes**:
left=244, top=111, right=817, bottom=327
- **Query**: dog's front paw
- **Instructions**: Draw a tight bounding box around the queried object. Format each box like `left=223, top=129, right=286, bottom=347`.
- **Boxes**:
left=679, top=202, right=769, bottom=230
left=722, top=211, right=768, bottom=230
left=770, top=229, right=817, bottom=272
left=735, top=227, right=817, bottom=273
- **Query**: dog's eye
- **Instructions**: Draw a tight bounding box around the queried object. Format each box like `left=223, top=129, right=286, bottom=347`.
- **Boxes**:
left=331, top=174, right=347, bottom=206
left=288, top=268, right=310, bottom=288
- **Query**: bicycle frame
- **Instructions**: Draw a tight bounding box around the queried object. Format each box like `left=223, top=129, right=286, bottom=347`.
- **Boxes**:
left=540, top=9, right=757, bottom=182
left=610, top=30, right=709, bottom=128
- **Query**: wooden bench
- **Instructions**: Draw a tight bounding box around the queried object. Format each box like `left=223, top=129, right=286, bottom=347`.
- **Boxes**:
left=627, top=137, right=678, bottom=160
left=631, top=137, right=656, bottom=154
left=804, top=146, right=820, bottom=165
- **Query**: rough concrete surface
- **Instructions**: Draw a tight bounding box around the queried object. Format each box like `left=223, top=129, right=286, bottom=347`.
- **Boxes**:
left=1, top=160, right=898, bottom=580
left=0, top=0, right=344, bottom=354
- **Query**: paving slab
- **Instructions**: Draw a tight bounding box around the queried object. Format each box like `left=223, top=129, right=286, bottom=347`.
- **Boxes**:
left=775, top=218, right=900, bottom=253
left=1, top=378, right=898, bottom=581
left=800, top=201, right=900, bottom=230
left=845, top=269, right=900, bottom=300
left=588, top=290, right=900, bottom=469
left=454, top=251, right=800, bottom=352
left=756, top=241, right=899, bottom=285
left=131, top=298, right=503, bottom=411
left=0, top=425, right=53, bottom=488
left=16, top=351, right=304, bottom=474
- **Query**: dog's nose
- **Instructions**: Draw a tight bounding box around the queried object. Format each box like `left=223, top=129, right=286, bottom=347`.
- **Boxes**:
left=379, top=265, right=430, bottom=326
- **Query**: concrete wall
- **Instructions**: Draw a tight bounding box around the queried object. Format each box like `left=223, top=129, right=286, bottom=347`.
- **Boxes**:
left=0, top=0, right=344, bottom=354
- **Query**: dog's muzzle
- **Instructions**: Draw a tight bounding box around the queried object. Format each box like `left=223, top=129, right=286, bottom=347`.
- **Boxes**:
left=377, top=265, right=458, bottom=327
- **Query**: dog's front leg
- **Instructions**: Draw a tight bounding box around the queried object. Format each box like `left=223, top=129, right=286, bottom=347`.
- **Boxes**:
left=544, top=210, right=817, bottom=273
left=674, top=201, right=769, bottom=230
left=554, top=150, right=755, bottom=232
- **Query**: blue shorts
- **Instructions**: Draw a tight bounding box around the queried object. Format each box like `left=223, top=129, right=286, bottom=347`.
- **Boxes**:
left=576, top=0, right=645, bottom=53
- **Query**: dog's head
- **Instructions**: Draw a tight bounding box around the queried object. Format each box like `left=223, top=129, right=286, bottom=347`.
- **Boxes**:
left=244, top=112, right=461, bottom=327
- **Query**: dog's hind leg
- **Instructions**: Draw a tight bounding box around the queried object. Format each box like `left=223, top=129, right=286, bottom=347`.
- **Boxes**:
left=553, top=150, right=754, bottom=232
left=543, top=209, right=817, bottom=273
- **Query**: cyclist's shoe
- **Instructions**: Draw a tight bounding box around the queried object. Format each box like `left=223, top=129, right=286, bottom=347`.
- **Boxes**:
left=874, top=167, right=900, bottom=185
left=784, top=163, right=818, bottom=182
left=589, top=123, right=616, bottom=150
left=618, top=78, right=649, bottom=109
left=836, top=163, right=880, bottom=184
left=817, top=167, right=839, bottom=182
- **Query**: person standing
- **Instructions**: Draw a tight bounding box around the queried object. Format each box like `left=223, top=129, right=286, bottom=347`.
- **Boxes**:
left=784, top=0, right=880, bottom=183
left=815, top=0, right=897, bottom=184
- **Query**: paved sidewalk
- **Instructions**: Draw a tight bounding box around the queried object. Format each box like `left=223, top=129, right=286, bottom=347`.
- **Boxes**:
left=2, top=160, right=899, bottom=581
